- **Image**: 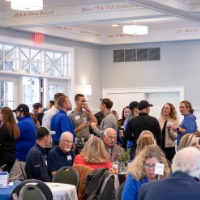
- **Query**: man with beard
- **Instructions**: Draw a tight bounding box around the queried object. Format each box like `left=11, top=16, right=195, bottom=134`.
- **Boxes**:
left=9, top=104, right=36, bottom=181
left=47, top=131, right=75, bottom=176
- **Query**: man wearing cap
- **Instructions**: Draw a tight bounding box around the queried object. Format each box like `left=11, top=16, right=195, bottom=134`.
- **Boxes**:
left=125, top=100, right=162, bottom=157
left=47, top=131, right=75, bottom=176
left=123, top=101, right=139, bottom=153
left=25, top=127, right=54, bottom=182
left=9, top=104, right=36, bottom=182
left=124, top=101, right=139, bottom=131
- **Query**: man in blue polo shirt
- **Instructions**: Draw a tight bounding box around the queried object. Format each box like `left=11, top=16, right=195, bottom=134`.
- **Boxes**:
left=25, top=127, right=55, bottom=182
left=47, top=131, right=75, bottom=176
left=51, top=96, right=75, bottom=145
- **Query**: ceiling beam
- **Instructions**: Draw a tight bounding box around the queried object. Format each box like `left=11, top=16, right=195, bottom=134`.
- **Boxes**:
left=126, top=0, right=200, bottom=23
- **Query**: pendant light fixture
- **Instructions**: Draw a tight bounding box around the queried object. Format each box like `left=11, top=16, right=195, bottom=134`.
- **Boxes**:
left=11, top=0, right=43, bottom=11
left=123, top=22, right=148, bottom=35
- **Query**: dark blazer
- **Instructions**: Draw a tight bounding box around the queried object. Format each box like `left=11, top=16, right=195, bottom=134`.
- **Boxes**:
left=137, top=172, right=200, bottom=200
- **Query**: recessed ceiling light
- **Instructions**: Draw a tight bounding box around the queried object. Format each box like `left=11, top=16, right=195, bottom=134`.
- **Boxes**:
left=112, top=24, right=119, bottom=27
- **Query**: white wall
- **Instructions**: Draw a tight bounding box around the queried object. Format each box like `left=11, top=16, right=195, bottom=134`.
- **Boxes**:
left=1, top=27, right=200, bottom=115
left=101, top=40, right=200, bottom=110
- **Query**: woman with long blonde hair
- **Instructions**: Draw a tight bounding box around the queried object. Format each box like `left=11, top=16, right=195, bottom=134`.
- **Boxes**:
left=158, top=103, right=179, bottom=162
left=73, top=136, right=112, bottom=170
left=0, top=107, right=20, bottom=172
left=135, top=136, right=156, bottom=156
left=122, top=144, right=170, bottom=200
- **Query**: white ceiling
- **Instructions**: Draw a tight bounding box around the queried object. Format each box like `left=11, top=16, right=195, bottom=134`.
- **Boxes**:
left=1, top=0, right=200, bottom=45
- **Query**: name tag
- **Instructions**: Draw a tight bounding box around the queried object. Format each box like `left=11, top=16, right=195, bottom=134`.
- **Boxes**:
left=67, top=155, right=72, bottom=160
left=155, top=163, right=164, bottom=175
left=75, top=116, right=80, bottom=120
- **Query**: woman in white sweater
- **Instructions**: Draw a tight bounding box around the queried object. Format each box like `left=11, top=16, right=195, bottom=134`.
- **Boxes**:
left=158, top=103, right=179, bottom=163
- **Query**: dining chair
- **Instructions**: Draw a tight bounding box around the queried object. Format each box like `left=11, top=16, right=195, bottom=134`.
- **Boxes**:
left=52, top=166, right=80, bottom=190
left=73, top=164, right=94, bottom=200
left=98, top=174, right=115, bottom=200
left=115, top=181, right=126, bottom=200
left=10, top=179, right=53, bottom=200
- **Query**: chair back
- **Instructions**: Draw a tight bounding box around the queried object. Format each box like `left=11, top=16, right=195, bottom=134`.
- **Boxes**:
left=52, top=166, right=80, bottom=190
left=115, top=181, right=126, bottom=200
left=18, top=184, right=46, bottom=200
left=10, top=179, right=53, bottom=200
left=98, top=174, right=115, bottom=200
left=73, top=164, right=94, bottom=200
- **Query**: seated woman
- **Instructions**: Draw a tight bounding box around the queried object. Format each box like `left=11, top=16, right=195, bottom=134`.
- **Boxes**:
left=178, top=133, right=200, bottom=150
left=122, top=145, right=170, bottom=200
left=135, top=136, right=156, bottom=156
left=73, top=136, right=112, bottom=170
left=138, top=130, right=155, bottom=140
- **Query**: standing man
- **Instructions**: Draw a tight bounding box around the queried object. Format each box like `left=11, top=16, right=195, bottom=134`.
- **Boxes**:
left=9, top=104, right=36, bottom=181
left=32, top=102, right=43, bottom=126
left=51, top=96, right=74, bottom=145
left=123, top=101, right=139, bottom=131
left=25, top=127, right=55, bottom=182
left=69, top=94, right=97, bottom=141
left=103, top=128, right=123, bottom=162
left=125, top=100, right=162, bottom=157
left=42, top=93, right=65, bottom=129
left=47, top=131, right=75, bottom=176
left=90, top=98, right=118, bottom=138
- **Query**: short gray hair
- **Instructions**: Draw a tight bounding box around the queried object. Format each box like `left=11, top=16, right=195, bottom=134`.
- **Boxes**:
left=60, top=131, right=73, bottom=140
left=103, top=128, right=116, bottom=137
left=172, top=147, right=200, bottom=179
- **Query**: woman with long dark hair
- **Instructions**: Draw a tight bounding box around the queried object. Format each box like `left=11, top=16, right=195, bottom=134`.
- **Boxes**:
left=0, top=107, right=20, bottom=172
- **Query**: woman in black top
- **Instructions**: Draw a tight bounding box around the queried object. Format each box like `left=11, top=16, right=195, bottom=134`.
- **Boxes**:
left=0, top=107, right=20, bottom=172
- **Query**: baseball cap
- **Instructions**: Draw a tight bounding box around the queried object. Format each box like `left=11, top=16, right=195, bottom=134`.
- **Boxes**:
left=129, top=101, right=138, bottom=110
left=36, top=127, right=56, bottom=139
left=138, top=100, right=153, bottom=110
left=13, top=104, right=29, bottom=113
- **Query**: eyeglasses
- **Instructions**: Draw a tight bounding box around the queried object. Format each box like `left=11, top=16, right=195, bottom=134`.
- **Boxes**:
left=143, top=163, right=156, bottom=169
left=62, top=139, right=73, bottom=144
left=107, top=136, right=117, bottom=141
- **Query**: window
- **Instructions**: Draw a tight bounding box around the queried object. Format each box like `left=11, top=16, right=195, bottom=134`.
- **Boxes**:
left=0, top=40, right=73, bottom=108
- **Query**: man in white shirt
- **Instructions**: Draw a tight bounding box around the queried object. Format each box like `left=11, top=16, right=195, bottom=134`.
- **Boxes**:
left=42, top=93, right=65, bottom=129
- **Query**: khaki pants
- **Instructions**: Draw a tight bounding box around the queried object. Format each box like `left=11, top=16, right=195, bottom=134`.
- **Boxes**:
left=9, top=160, right=26, bottom=182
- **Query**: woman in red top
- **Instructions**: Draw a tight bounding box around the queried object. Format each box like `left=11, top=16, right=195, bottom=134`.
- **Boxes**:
left=74, top=136, right=112, bottom=170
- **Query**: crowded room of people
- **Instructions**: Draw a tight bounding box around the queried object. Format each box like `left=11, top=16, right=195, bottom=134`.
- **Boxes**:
left=1, top=0, right=200, bottom=200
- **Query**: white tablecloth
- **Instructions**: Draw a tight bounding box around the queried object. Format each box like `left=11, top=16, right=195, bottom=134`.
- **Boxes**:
left=45, top=182, right=78, bottom=200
